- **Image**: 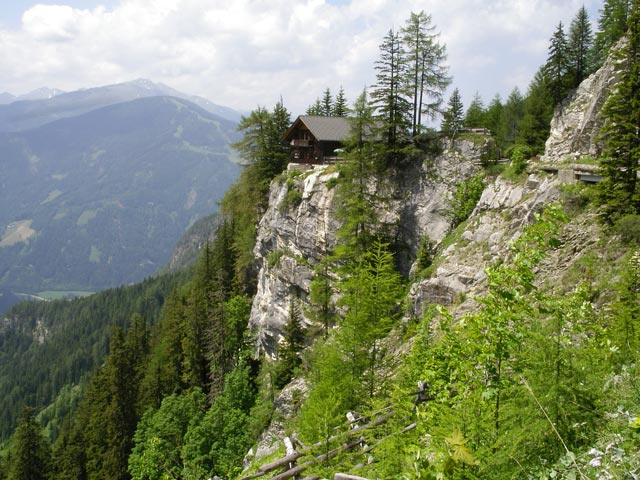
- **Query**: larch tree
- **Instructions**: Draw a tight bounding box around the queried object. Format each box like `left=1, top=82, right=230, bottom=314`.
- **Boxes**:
left=401, top=10, right=450, bottom=136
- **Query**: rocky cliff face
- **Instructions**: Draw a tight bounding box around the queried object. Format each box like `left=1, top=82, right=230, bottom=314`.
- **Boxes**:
left=541, top=41, right=622, bottom=164
left=249, top=138, right=488, bottom=355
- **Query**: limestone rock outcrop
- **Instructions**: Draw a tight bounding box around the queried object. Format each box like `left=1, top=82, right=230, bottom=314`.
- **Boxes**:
left=248, top=138, right=488, bottom=356
left=541, top=41, right=622, bottom=164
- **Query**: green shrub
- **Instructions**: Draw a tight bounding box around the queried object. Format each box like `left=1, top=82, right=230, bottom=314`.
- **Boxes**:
left=267, top=249, right=284, bottom=269
left=449, top=173, right=485, bottom=227
left=614, top=214, right=640, bottom=245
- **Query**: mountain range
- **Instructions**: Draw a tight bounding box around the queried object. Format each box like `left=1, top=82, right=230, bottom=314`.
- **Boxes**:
left=0, top=80, right=242, bottom=311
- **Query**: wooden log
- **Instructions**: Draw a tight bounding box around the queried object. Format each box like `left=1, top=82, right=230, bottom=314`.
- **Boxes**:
left=269, top=437, right=365, bottom=480
left=334, top=474, right=372, bottom=480
left=237, top=471, right=267, bottom=480
left=257, top=452, right=304, bottom=473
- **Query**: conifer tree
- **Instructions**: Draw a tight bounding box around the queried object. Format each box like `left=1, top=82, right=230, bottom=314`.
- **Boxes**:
left=485, top=94, right=504, bottom=140
left=306, top=98, right=323, bottom=115
left=517, top=69, right=554, bottom=153
left=545, top=22, right=571, bottom=104
left=598, top=0, right=640, bottom=218
left=8, top=407, right=52, bottom=480
left=333, top=86, right=348, bottom=116
left=337, top=240, right=404, bottom=398
left=371, top=28, right=410, bottom=155
left=441, top=87, right=464, bottom=138
left=567, top=6, right=595, bottom=87
left=401, top=10, right=450, bottom=136
left=594, top=0, right=631, bottom=66
left=322, top=87, right=333, bottom=116
left=274, top=297, right=305, bottom=388
left=499, top=87, right=525, bottom=148
left=464, top=92, right=486, bottom=128
left=335, top=90, right=380, bottom=259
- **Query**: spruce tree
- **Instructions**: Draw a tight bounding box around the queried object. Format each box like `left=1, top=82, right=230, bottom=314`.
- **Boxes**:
left=485, top=94, right=504, bottom=140
left=321, top=87, right=333, bottom=116
left=499, top=87, right=525, bottom=149
left=335, top=90, right=380, bottom=259
left=333, top=86, right=348, bottom=116
left=441, top=87, right=464, bottom=138
left=8, top=407, right=52, bottom=480
left=545, top=22, right=571, bottom=104
left=598, top=0, right=640, bottom=218
left=567, top=6, right=595, bottom=87
left=517, top=69, right=554, bottom=154
left=594, top=0, right=631, bottom=66
left=464, top=92, right=486, bottom=128
left=274, top=297, right=305, bottom=388
left=306, top=98, right=323, bottom=115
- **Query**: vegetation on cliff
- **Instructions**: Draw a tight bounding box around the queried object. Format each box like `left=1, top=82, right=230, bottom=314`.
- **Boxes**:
left=2, top=2, right=640, bottom=479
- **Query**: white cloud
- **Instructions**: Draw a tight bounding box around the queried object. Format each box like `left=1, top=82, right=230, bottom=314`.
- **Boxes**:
left=0, top=0, right=602, bottom=114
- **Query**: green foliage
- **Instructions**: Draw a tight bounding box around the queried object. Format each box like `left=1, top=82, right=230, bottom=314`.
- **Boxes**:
left=279, top=178, right=303, bottom=212
left=0, top=272, right=182, bottom=441
left=614, top=214, right=640, bottom=245
left=371, top=11, right=450, bottom=159
left=225, top=100, right=291, bottom=290
left=448, top=173, right=485, bottom=228
left=509, top=144, right=531, bottom=174
left=568, top=6, right=595, bottom=86
left=273, top=298, right=306, bottom=389
left=559, top=182, right=594, bottom=214
left=181, top=361, right=257, bottom=479
left=597, top=4, right=640, bottom=219
left=517, top=70, right=554, bottom=153
left=298, top=241, right=404, bottom=445
left=594, top=0, right=632, bottom=67
left=441, top=88, right=464, bottom=138
left=464, top=92, right=486, bottom=128
left=7, top=407, right=52, bottom=480
left=416, top=235, right=436, bottom=272
left=128, top=389, right=207, bottom=480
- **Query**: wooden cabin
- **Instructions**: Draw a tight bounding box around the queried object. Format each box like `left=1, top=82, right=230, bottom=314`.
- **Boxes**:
left=283, top=115, right=351, bottom=164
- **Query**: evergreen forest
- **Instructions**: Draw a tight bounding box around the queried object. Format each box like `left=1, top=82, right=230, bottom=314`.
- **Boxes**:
left=1, top=1, right=640, bottom=479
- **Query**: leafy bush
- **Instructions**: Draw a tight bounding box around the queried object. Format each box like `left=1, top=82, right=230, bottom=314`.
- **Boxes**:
left=449, top=173, right=485, bottom=227
left=266, top=249, right=284, bottom=269
left=508, top=144, right=532, bottom=174
left=560, top=183, right=593, bottom=214
left=416, top=235, right=436, bottom=272
left=279, top=178, right=303, bottom=212
left=614, top=214, right=640, bottom=245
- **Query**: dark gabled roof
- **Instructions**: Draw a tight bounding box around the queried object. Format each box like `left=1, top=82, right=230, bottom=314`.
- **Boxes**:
left=283, top=115, right=351, bottom=142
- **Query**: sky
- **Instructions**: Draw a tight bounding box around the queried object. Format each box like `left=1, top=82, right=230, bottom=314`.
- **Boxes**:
left=0, top=0, right=603, bottom=117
